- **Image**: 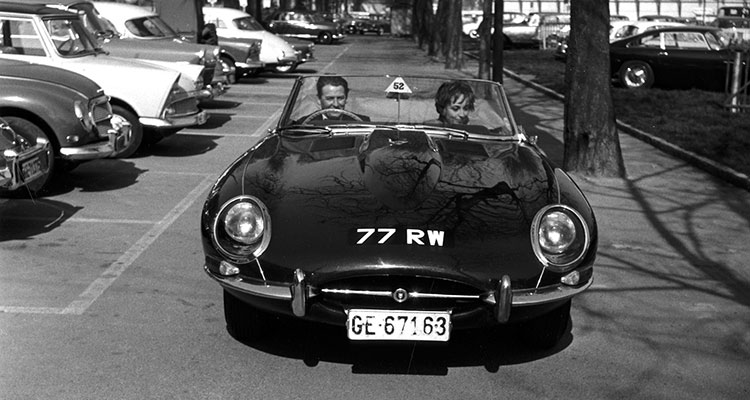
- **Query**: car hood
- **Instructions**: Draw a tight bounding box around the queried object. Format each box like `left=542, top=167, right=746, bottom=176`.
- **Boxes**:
left=212, top=130, right=563, bottom=285
left=0, top=59, right=101, bottom=97
left=101, top=37, right=202, bottom=64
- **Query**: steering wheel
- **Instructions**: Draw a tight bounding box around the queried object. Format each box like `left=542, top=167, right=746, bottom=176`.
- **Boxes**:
left=57, top=38, right=79, bottom=54
left=301, top=108, right=363, bottom=124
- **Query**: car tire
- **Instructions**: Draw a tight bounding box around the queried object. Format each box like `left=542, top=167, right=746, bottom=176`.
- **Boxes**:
left=618, top=60, right=654, bottom=89
left=223, top=290, right=269, bottom=343
left=318, top=31, right=333, bottom=45
left=520, top=300, right=571, bottom=350
left=1, top=116, right=54, bottom=195
left=274, top=62, right=297, bottom=73
left=110, top=105, right=143, bottom=159
left=220, top=55, right=237, bottom=84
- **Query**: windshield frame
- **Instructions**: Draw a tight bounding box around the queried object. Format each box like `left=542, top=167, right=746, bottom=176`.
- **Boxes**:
left=275, top=75, right=521, bottom=141
left=42, top=16, right=99, bottom=57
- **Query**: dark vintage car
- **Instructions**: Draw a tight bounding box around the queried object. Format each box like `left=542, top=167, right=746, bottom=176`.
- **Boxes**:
left=345, top=17, right=389, bottom=36
left=0, top=117, right=51, bottom=195
left=266, top=10, right=345, bottom=44
left=0, top=59, right=127, bottom=193
left=201, top=75, right=597, bottom=349
left=610, top=26, right=742, bottom=91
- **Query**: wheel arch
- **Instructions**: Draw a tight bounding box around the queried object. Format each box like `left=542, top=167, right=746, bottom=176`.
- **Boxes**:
left=0, top=106, right=60, bottom=152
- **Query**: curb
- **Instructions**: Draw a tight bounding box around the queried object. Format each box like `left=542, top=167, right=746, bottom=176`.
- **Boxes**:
left=502, top=69, right=750, bottom=192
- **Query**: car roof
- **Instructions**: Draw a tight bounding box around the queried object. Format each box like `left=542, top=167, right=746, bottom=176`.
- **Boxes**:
left=0, top=2, right=78, bottom=17
left=202, top=6, right=248, bottom=18
left=91, top=1, right=154, bottom=18
left=614, top=25, right=722, bottom=42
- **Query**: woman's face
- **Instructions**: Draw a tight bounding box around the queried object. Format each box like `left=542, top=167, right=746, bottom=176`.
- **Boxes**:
left=441, top=95, right=471, bottom=125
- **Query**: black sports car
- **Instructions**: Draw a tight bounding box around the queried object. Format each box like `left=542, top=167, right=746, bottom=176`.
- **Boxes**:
left=201, top=75, right=597, bottom=349
left=610, top=26, right=741, bottom=91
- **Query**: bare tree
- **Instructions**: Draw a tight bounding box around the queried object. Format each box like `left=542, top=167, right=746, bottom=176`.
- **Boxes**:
left=477, top=0, right=493, bottom=79
left=563, top=0, right=625, bottom=177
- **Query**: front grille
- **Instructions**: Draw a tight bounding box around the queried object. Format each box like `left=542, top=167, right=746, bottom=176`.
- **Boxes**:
left=317, top=275, right=487, bottom=311
left=91, top=95, right=113, bottom=138
left=165, top=96, right=200, bottom=118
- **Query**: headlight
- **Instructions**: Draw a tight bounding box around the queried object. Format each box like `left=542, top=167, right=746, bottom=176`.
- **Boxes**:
left=212, top=195, right=271, bottom=262
left=74, top=100, right=95, bottom=131
left=531, top=204, right=589, bottom=272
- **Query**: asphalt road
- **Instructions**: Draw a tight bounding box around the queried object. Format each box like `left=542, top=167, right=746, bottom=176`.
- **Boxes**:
left=1, top=35, right=749, bottom=400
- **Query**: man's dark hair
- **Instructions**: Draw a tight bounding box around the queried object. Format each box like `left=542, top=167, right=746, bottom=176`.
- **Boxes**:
left=434, top=80, right=476, bottom=115
left=316, top=76, right=350, bottom=98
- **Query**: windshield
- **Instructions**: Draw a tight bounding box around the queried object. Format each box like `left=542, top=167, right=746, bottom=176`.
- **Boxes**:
left=125, top=16, right=178, bottom=38
left=69, top=3, right=120, bottom=37
left=43, top=17, right=99, bottom=56
left=279, top=76, right=517, bottom=138
left=234, top=16, right=264, bottom=31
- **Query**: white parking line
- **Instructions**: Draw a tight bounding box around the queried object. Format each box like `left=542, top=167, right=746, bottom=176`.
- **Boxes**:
left=60, top=173, right=216, bottom=315
left=0, top=109, right=282, bottom=315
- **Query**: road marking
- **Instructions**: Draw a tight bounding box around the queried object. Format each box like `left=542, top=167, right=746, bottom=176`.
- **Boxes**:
left=60, top=173, right=216, bottom=315
left=0, top=107, right=283, bottom=315
left=321, top=44, right=350, bottom=73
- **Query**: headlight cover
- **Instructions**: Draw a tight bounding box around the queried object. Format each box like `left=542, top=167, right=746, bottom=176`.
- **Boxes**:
left=531, top=204, right=590, bottom=272
left=212, top=195, right=271, bottom=263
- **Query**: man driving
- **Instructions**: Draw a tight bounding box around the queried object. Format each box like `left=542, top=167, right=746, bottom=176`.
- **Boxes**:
left=297, top=76, right=370, bottom=123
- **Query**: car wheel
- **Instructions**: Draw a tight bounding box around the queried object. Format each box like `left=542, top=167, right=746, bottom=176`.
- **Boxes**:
left=220, top=55, right=237, bottom=84
left=318, top=31, right=333, bottom=44
left=618, top=60, right=654, bottom=89
left=520, top=300, right=571, bottom=350
left=2, top=116, right=55, bottom=194
left=274, top=62, right=297, bottom=73
left=110, top=105, right=143, bottom=159
left=223, top=290, right=269, bottom=343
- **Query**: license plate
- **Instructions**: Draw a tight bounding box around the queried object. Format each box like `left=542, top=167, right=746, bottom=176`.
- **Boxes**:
left=346, top=309, right=451, bottom=342
left=20, top=154, right=45, bottom=182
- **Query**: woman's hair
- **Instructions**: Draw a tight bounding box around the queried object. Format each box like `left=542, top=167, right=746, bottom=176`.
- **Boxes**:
left=434, top=80, right=476, bottom=115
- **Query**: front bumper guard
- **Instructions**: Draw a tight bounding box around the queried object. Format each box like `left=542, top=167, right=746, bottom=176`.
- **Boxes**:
left=205, top=265, right=593, bottom=323
left=60, top=122, right=130, bottom=161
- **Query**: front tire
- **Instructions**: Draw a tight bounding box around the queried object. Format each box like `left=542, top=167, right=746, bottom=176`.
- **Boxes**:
left=220, top=55, right=237, bottom=84
left=110, top=105, right=142, bottom=158
left=224, top=290, right=269, bottom=343
left=318, top=31, right=333, bottom=45
left=2, top=116, right=55, bottom=194
left=618, top=60, right=654, bottom=89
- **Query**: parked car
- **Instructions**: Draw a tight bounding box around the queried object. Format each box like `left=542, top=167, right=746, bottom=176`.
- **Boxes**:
left=88, top=1, right=231, bottom=92
left=463, top=11, right=526, bottom=39
left=610, top=26, right=740, bottom=90
left=499, top=12, right=570, bottom=48
left=0, top=116, right=51, bottom=195
left=345, top=16, right=389, bottom=36
left=0, top=3, right=208, bottom=158
left=0, top=58, right=127, bottom=192
left=43, top=0, right=229, bottom=97
left=202, top=6, right=312, bottom=74
left=638, top=15, right=684, bottom=23
left=710, top=6, right=750, bottom=39
left=265, top=10, right=345, bottom=44
left=201, top=75, right=597, bottom=349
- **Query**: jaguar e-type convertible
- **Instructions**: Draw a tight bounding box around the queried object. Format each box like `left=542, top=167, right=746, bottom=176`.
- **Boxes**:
left=201, top=75, right=597, bottom=349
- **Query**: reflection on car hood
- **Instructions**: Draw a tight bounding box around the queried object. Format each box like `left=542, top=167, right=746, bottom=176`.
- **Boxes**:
left=217, top=130, right=559, bottom=284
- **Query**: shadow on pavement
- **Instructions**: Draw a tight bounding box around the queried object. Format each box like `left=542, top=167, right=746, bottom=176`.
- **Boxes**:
left=142, top=134, right=220, bottom=158
left=0, top=198, right=82, bottom=241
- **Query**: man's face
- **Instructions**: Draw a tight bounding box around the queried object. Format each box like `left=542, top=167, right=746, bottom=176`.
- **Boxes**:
left=319, top=84, right=347, bottom=110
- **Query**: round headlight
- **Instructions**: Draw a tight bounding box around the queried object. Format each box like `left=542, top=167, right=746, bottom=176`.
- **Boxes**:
left=531, top=205, right=590, bottom=271
left=538, top=211, right=576, bottom=254
left=212, top=195, right=271, bottom=262
left=224, top=202, right=264, bottom=244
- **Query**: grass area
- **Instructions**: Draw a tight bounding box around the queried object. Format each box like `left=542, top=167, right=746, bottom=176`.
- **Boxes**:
left=500, top=49, right=750, bottom=178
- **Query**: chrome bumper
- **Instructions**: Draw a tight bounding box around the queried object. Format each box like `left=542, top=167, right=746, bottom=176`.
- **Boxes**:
left=140, top=110, right=208, bottom=129
left=0, top=140, right=50, bottom=191
left=205, top=264, right=593, bottom=323
left=60, top=121, right=130, bottom=161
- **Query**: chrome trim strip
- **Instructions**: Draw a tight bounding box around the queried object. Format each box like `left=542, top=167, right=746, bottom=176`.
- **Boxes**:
left=204, top=265, right=291, bottom=300
left=512, top=277, right=593, bottom=305
left=140, top=110, right=208, bottom=129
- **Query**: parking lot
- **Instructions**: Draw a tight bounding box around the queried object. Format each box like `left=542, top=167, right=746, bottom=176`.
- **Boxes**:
left=2, top=35, right=749, bottom=399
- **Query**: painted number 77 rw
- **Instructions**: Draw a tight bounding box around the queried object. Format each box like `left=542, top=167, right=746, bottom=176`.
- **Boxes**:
left=355, top=228, right=445, bottom=247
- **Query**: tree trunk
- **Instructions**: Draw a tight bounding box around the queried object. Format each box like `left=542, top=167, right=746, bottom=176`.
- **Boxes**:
left=563, top=0, right=625, bottom=177
left=443, top=0, right=463, bottom=70
left=477, top=0, right=492, bottom=79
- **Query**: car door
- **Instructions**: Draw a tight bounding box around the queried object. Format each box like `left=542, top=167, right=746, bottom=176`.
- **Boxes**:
left=655, top=31, right=729, bottom=89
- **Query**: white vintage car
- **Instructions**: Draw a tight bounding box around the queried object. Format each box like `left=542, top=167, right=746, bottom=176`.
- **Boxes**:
left=202, top=6, right=305, bottom=73
left=0, top=3, right=208, bottom=158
